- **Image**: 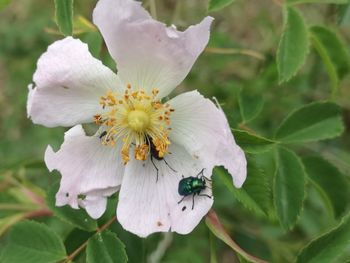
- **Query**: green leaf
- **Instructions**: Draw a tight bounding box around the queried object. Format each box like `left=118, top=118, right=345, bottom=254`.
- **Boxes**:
left=238, top=89, right=264, bottom=123
left=277, top=7, right=309, bottom=83
left=310, top=26, right=350, bottom=97
left=86, top=230, right=127, bottom=263
left=74, top=15, right=98, bottom=34
left=0, top=221, right=66, bottom=263
left=311, top=26, right=350, bottom=78
left=205, top=210, right=268, bottom=263
left=0, top=0, right=11, bottom=10
left=233, top=129, right=276, bottom=154
left=296, top=212, right=350, bottom=263
left=275, top=102, right=344, bottom=143
left=22, top=159, right=47, bottom=169
left=46, top=182, right=98, bottom=232
left=215, top=155, right=272, bottom=217
left=82, top=31, right=103, bottom=57
left=287, top=0, right=348, bottom=5
left=274, top=147, right=306, bottom=229
left=54, top=0, right=74, bottom=36
left=303, top=156, right=350, bottom=218
left=208, top=0, right=235, bottom=12
left=338, top=2, right=350, bottom=25
left=0, top=214, right=25, bottom=236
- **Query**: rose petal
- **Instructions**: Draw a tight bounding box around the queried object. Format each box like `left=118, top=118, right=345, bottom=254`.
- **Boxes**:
left=45, top=125, right=124, bottom=217
left=116, top=143, right=213, bottom=237
left=79, top=195, right=108, bottom=219
left=169, top=90, right=247, bottom=188
left=93, top=0, right=213, bottom=98
left=28, top=37, right=121, bottom=127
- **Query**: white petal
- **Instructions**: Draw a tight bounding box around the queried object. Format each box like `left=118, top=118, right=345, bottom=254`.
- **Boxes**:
left=79, top=195, right=108, bottom=219
left=28, top=37, right=121, bottom=127
left=93, top=0, right=213, bottom=97
left=116, top=143, right=213, bottom=237
left=169, top=91, right=247, bottom=188
left=45, top=125, right=124, bottom=217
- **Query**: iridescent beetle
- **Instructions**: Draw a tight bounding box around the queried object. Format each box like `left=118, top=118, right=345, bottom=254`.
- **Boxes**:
left=177, top=168, right=212, bottom=210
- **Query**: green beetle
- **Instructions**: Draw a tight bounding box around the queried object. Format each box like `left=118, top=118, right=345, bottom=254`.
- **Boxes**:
left=178, top=168, right=212, bottom=210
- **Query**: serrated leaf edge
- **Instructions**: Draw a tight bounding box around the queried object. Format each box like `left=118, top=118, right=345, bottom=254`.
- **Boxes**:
left=274, top=101, right=344, bottom=143
left=277, top=6, right=311, bottom=83
left=208, top=0, right=235, bottom=12
left=273, top=147, right=307, bottom=230
left=2, top=220, right=67, bottom=260
left=295, top=212, right=350, bottom=263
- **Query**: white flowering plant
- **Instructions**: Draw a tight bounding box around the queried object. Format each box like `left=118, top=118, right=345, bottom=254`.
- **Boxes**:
left=1, top=0, right=350, bottom=262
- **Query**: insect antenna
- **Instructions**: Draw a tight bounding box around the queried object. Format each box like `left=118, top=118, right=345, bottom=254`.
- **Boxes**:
left=196, top=168, right=205, bottom=178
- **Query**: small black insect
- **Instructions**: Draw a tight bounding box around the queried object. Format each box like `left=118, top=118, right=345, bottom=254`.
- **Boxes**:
left=177, top=168, right=212, bottom=210
left=146, top=135, right=176, bottom=182
left=99, top=131, right=107, bottom=139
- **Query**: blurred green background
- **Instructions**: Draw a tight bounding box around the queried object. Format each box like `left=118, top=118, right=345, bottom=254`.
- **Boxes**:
left=1, top=0, right=350, bottom=262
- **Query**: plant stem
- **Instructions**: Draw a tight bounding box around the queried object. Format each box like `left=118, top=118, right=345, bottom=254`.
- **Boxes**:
left=209, top=231, right=218, bottom=263
left=0, top=204, right=39, bottom=211
left=24, top=209, right=53, bottom=219
left=238, top=123, right=259, bottom=135
left=149, top=0, right=157, bottom=19
left=62, top=216, right=117, bottom=263
left=272, top=0, right=283, bottom=6
left=206, top=210, right=268, bottom=263
left=148, top=232, right=173, bottom=263
left=205, top=47, right=265, bottom=60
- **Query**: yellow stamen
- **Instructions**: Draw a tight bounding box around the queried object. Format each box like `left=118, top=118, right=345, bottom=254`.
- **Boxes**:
left=153, top=135, right=170, bottom=158
left=121, top=145, right=130, bottom=165
left=135, top=144, right=149, bottom=161
left=94, top=85, right=174, bottom=164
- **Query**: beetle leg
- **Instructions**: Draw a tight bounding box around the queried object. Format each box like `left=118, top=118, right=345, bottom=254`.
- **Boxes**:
left=203, top=176, right=211, bottom=182
left=198, top=193, right=212, bottom=199
left=191, top=194, right=196, bottom=210
left=177, top=196, right=186, bottom=204
left=150, top=155, right=159, bottom=182
left=99, top=131, right=107, bottom=139
left=163, top=158, right=177, bottom=173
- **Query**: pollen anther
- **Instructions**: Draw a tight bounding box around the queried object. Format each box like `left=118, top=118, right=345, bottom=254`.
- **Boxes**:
left=95, top=86, right=174, bottom=164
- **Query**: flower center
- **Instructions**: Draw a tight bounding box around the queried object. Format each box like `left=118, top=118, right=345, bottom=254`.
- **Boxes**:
left=93, top=84, right=174, bottom=164
left=127, top=110, right=150, bottom=132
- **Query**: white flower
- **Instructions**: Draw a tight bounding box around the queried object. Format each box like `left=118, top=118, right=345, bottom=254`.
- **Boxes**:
left=27, top=0, right=247, bottom=237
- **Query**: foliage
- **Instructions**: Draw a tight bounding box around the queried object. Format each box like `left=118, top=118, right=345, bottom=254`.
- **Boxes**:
left=86, top=231, right=127, bottom=263
left=277, top=7, right=309, bottom=83
left=1, top=0, right=350, bottom=262
left=0, top=221, right=67, bottom=263
left=54, top=0, right=74, bottom=36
